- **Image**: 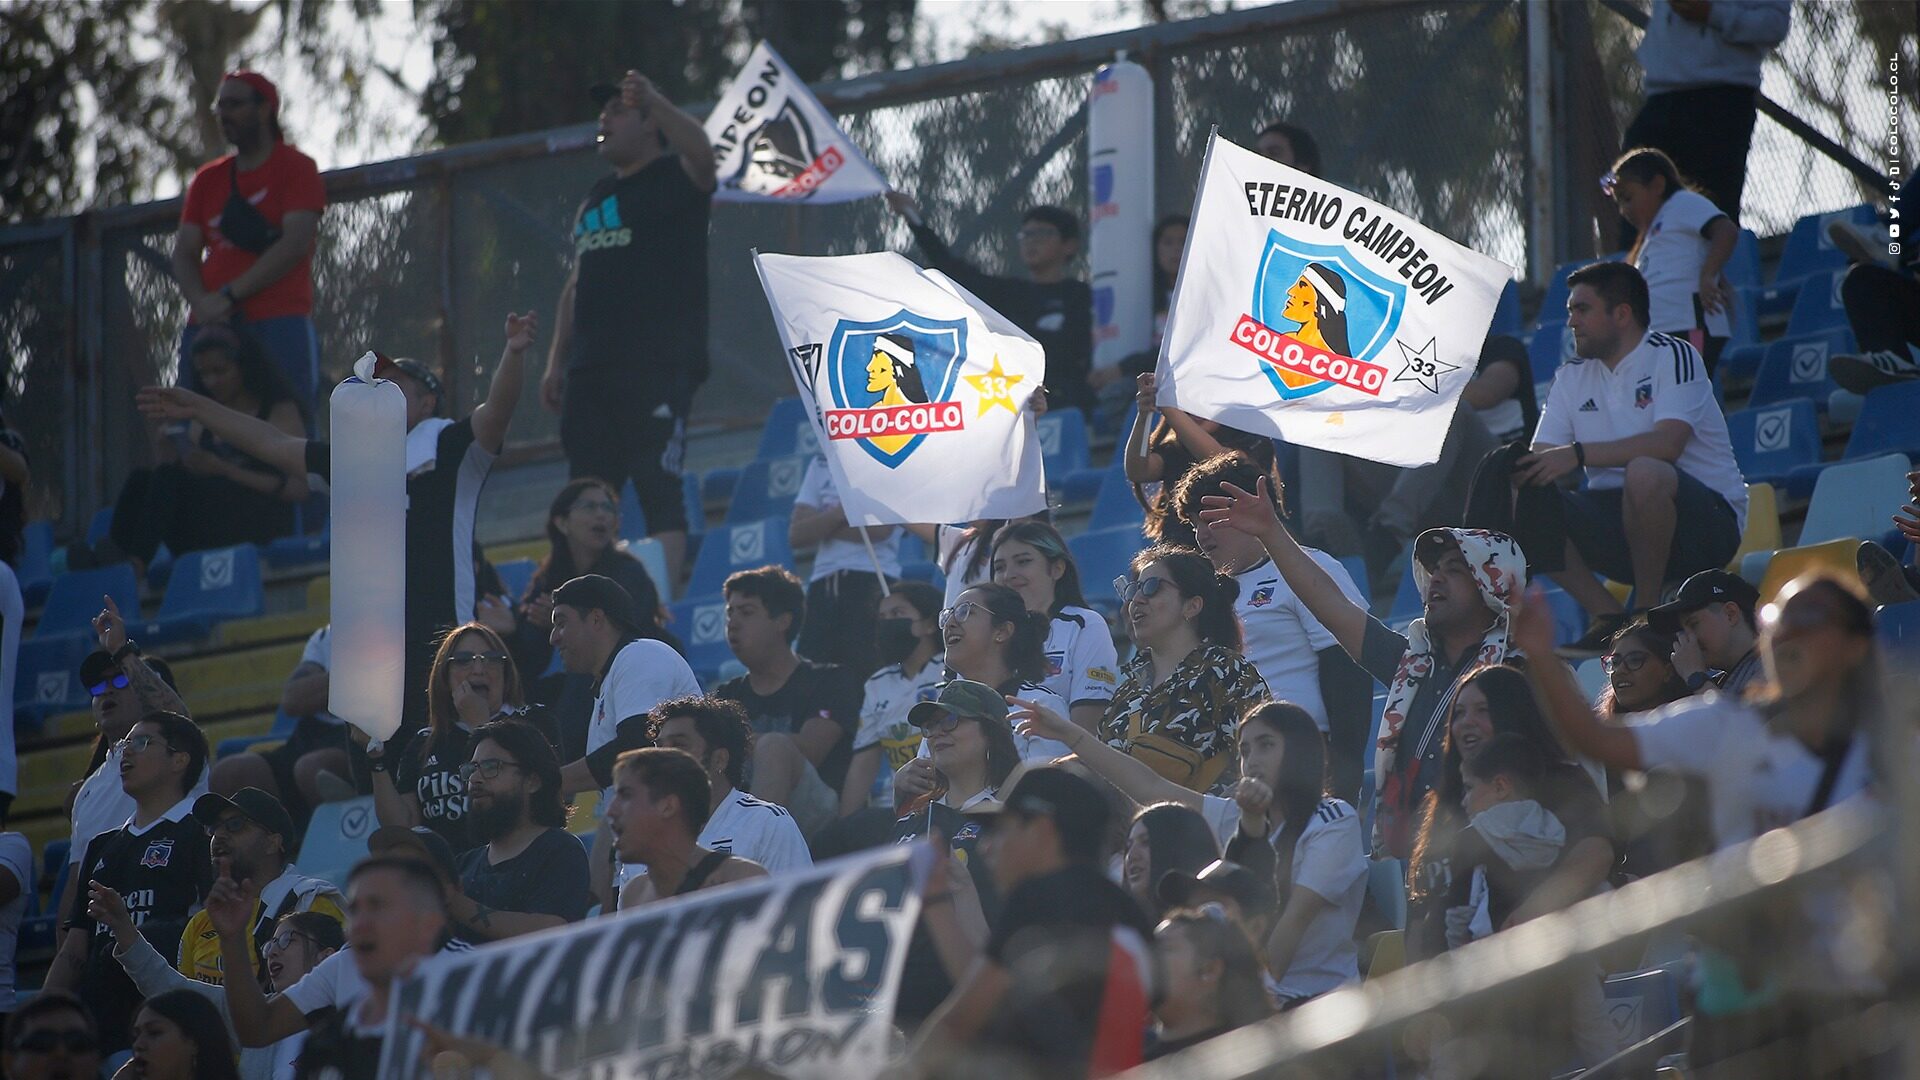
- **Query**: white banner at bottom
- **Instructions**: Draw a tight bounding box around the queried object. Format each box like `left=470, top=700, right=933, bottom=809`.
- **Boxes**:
left=380, top=844, right=929, bottom=1079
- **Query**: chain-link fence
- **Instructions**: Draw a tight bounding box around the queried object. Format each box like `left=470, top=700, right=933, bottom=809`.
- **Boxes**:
left=2, top=0, right=1911, bottom=535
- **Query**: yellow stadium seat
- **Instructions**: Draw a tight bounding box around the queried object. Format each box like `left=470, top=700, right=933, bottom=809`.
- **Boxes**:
left=1365, top=929, right=1406, bottom=979
left=485, top=540, right=548, bottom=566
left=1728, top=483, right=1783, bottom=571
left=568, top=789, right=599, bottom=835
left=1757, top=538, right=1861, bottom=605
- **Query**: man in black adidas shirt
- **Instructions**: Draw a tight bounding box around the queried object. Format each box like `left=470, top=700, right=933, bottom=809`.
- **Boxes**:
left=45, top=712, right=213, bottom=1053
left=541, top=70, right=717, bottom=590
left=138, top=314, right=538, bottom=734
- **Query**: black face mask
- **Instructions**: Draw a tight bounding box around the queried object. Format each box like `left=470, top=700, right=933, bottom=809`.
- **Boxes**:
left=874, top=618, right=920, bottom=664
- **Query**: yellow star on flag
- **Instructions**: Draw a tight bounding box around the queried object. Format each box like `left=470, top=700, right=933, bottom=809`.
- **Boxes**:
left=964, top=356, right=1023, bottom=416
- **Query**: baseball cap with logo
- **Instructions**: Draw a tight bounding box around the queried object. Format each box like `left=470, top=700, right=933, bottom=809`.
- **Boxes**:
left=968, top=766, right=1109, bottom=855
left=193, top=788, right=298, bottom=854
left=907, top=679, right=1008, bottom=730
left=1647, top=570, right=1760, bottom=634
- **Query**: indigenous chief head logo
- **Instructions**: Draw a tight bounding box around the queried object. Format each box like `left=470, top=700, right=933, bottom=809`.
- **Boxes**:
left=824, top=312, right=970, bottom=467
left=726, top=100, right=847, bottom=199
left=1235, top=233, right=1406, bottom=400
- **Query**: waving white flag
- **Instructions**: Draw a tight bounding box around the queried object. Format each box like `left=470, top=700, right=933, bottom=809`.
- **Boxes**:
left=707, top=42, right=888, bottom=204
left=1156, top=132, right=1512, bottom=467
left=755, top=251, right=1049, bottom=527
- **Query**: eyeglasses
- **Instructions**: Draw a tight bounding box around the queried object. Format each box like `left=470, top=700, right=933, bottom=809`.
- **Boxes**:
left=447, top=651, right=509, bottom=669
left=11, top=1029, right=98, bottom=1054
left=1598, top=172, right=1619, bottom=197
left=457, top=759, right=523, bottom=783
left=117, top=734, right=179, bottom=757
left=910, top=711, right=965, bottom=734
left=1600, top=650, right=1653, bottom=674
left=88, top=674, right=131, bottom=697
left=1114, top=575, right=1173, bottom=604
left=937, top=602, right=980, bottom=630
left=262, top=931, right=317, bottom=958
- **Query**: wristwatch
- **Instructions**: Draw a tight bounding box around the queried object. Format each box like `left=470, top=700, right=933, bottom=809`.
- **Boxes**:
left=111, top=639, right=142, bottom=664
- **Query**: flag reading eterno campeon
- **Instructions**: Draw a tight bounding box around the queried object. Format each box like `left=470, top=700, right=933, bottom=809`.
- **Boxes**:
left=1154, top=131, right=1512, bottom=467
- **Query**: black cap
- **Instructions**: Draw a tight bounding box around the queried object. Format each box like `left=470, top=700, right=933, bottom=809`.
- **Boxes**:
left=80, top=650, right=176, bottom=691
left=551, top=574, right=641, bottom=633
left=389, top=358, right=443, bottom=400
left=193, top=788, right=298, bottom=853
left=972, top=766, right=1108, bottom=854
left=367, top=825, right=460, bottom=887
left=1647, top=570, right=1760, bottom=634
left=1157, top=858, right=1275, bottom=916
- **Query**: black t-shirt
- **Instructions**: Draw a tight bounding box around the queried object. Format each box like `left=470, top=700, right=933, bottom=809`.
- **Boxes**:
left=983, top=863, right=1158, bottom=1076
left=908, top=223, right=1093, bottom=414
left=714, top=660, right=864, bottom=791
left=455, top=827, right=591, bottom=928
left=890, top=801, right=1002, bottom=1028
left=568, top=157, right=711, bottom=399
left=394, top=724, right=477, bottom=853
left=293, top=1007, right=385, bottom=1080
left=67, top=807, right=215, bottom=1052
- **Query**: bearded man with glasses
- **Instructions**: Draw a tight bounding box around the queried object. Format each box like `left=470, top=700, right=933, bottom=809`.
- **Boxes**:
left=447, top=719, right=589, bottom=941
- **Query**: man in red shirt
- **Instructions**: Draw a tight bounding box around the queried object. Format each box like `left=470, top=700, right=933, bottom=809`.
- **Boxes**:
left=170, top=71, right=326, bottom=415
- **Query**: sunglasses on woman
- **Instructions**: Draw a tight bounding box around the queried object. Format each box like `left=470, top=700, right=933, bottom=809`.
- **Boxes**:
left=937, top=602, right=980, bottom=630
left=447, top=651, right=509, bottom=668
left=1113, top=575, right=1173, bottom=604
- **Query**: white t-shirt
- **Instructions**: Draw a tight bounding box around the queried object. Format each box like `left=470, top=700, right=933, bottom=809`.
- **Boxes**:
left=1631, top=694, right=1870, bottom=850
left=1534, top=332, right=1747, bottom=531
left=914, top=681, right=1075, bottom=764
left=1634, top=189, right=1732, bottom=338
left=853, top=659, right=947, bottom=808
left=937, top=525, right=990, bottom=607
left=1042, top=606, right=1120, bottom=710
left=588, top=638, right=702, bottom=804
left=284, top=938, right=474, bottom=1023
left=1235, top=554, right=1367, bottom=733
left=0, top=832, right=29, bottom=1008
left=698, top=788, right=813, bottom=874
left=796, top=458, right=900, bottom=581
left=69, top=745, right=210, bottom=866
left=1199, top=793, right=1241, bottom=851
left=298, top=626, right=344, bottom=726
left=1271, top=798, right=1367, bottom=1000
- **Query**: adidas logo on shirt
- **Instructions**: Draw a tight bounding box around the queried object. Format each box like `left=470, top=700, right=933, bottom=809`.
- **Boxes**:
left=1578, top=398, right=1599, bottom=412
left=574, top=195, right=632, bottom=252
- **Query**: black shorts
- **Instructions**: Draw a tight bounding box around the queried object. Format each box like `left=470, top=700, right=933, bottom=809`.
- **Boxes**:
left=1558, top=468, right=1741, bottom=585
left=259, top=717, right=370, bottom=816
left=560, top=367, right=689, bottom=535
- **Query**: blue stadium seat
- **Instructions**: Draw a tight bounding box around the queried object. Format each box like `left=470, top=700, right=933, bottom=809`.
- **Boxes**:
left=1339, top=556, right=1370, bottom=604
left=298, top=796, right=377, bottom=889
left=1066, top=527, right=1147, bottom=616
left=1748, top=327, right=1854, bottom=411
left=1843, top=382, right=1920, bottom=462
left=494, top=558, right=536, bottom=605
left=130, top=544, right=264, bottom=645
left=1539, top=580, right=1590, bottom=648
left=726, top=455, right=810, bottom=526
left=1384, top=563, right=1422, bottom=629
left=1727, top=397, right=1820, bottom=486
left=216, top=709, right=300, bottom=760
left=1721, top=340, right=1766, bottom=381
left=1784, top=269, right=1849, bottom=337
left=13, top=635, right=90, bottom=728
left=1800, top=453, right=1911, bottom=546
left=617, top=481, right=648, bottom=542
left=1489, top=279, right=1522, bottom=339
left=699, top=467, right=742, bottom=509
left=1088, top=463, right=1146, bottom=532
left=896, top=529, right=941, bottom=584
left=1726, top=284, right=1762, bottom=348
left=1878, top=600, right=1920, bottom=661
left=1037, top=409, right=1103, bottom=503
left=85, top=506, right=114, bottom=547
left=683, top=473, right=706, bottom=537
left=669, top=596, right=731, bottom=684
left=1527, top=325, right=1569, bottom=393
left=684, top=517, right=795, bottom=602
left=16, top=520, right=52, bottom=605
left=1601, top=966, right=1683, bottom=1051
left=755, top=397, right=821, bottom=461
left=1762, top=204, right=1878, bottom=318
left=36, top=563, right=140, bottom=641
left=264, top=522, right=330, bottom=569
left=1725, top=228, right=1762, bottom=289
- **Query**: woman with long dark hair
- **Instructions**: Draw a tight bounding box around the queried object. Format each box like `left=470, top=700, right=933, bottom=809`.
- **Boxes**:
left=991, top=521, right=1121, bottom=735
left=513, top=477, right=677, bottom=664
left=1605, top=146, right=1739, bottom=373
left=121, top=990, right=239, bottom=1080
left=1123, top=374, right=1276, bottom=547
left=1101, top=545, right=1268, bottom=791
left=1147, top=905, right=1275, bottom=1058
left=108, top=327, right=308, bottom=566
left=1123, top=802, right=1221, bottom=918
left=1597, top=621, right=1709, bottom=878
left=366, top=622, right=554, bottom=853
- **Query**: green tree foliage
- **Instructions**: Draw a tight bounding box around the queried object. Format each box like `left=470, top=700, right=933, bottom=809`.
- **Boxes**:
left=419, top=0, right=916, bottom=145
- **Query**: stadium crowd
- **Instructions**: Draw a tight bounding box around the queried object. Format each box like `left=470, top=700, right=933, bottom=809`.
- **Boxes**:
left=0, top=2, right=1915, bottom=1077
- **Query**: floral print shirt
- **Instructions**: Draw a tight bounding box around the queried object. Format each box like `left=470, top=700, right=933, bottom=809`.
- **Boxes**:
left=1099, top=645, right=1269, bottom=764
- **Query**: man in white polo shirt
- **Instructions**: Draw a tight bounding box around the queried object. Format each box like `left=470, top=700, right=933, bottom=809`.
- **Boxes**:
left=1512, top=261, right=1746, bottom=655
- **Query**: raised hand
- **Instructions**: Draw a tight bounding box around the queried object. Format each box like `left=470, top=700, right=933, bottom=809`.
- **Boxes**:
left=1671, top=627, right=1705, bottom=681
left=1007, top=696, right=1080, bottom=749
left=1134, top=372, right=1158, bottom=410
left=86, top=881, right=138, bottom=945
left=1231, top=776, right=1272, bottom=835
left=1508, top=582, right=1558, bottom=658
left=135, top=386, right=207, bottom=424
left=503, top=311, right=539, bottom=353
left=204, top=856, right=258, bottom=940
left=892, top=757, right=938, bottom=810
left=92, top=595, right=129, bottom=654
left=474, top=595, right=516, bottom=636
left=1196, top=477, right=1283, bottom=546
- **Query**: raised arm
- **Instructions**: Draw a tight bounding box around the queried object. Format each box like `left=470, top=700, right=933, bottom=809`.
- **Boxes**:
left=541, top=267, right=577, bottom=415
left=1510, top=585, right=1642, bottom=770
left=208, top=861, right=308, bottom=1046
left=1007, top=696, right=1203, bottom=813
left=622, top=71, right=715, bottom=192
left=93, top=598, right=189, bottom=716
left=136, top=386, right=308, bottom=480
left=469, top=312, right=538, bottom=455
left=1198, top=478, right=1370, bottom=658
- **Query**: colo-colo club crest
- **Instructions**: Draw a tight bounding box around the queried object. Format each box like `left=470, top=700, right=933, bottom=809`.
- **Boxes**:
left=817, top=312, right=1012, bottom=468
left=1236, top=232, right=1408, bottom=401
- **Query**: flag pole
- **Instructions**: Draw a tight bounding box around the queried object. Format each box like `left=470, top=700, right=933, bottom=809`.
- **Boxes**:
left=857, top=525, right=892, bottom=598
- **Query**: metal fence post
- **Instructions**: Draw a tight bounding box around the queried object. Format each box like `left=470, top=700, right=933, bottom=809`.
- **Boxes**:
left=1525, top=0, right=1555, bottom=288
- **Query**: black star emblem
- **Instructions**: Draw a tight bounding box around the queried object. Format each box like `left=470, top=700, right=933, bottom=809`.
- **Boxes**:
left=1392, top=337, right=1457, bottom=394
